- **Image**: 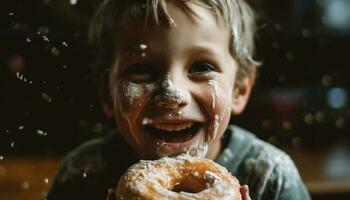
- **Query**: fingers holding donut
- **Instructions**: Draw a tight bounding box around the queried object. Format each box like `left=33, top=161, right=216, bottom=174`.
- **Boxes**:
left=240, top=185, right=252, bottom=200
left=106, top=188, right=116, bottom=200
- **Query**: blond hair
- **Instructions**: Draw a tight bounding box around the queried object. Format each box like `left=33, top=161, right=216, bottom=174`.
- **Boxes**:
left=89, top=0, right=260, bottom=102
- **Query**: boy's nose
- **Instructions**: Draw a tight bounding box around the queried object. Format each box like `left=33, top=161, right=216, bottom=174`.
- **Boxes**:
left=154, top=79, right=190, bottom=109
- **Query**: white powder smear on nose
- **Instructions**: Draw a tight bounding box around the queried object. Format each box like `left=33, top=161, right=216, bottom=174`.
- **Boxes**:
left=157, top=79, right=185, bottom=104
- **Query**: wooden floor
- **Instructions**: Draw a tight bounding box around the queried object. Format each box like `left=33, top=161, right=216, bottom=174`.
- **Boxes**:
left=0, top=157, right=61, bottom=200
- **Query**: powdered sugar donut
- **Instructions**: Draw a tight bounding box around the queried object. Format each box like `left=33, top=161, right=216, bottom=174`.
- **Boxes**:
left=116, top=156, right=242, bottom=200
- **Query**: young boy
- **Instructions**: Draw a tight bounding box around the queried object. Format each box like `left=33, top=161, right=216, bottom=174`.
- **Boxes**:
left=47, top=0, right=311, bottom=199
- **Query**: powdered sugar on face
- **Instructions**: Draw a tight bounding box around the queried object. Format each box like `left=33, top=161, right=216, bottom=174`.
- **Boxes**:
left=122, top=81, right=142, bottom=106
left=142, top=117, right=153, bottom=125
left=155, top=76, right=185, bottom=105
left=184, top=142, right=209, bottom=158
left=213, top=115, right=220, bottom=140
left=119, top=80, right=157, bottom=145
left=154, top=138, right=208, bottom=159
left=208, top=79, right=219, bottom=109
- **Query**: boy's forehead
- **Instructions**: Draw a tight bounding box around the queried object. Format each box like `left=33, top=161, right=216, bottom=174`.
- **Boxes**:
left=115, top=29, right=150, bottom=55
left=115, top=5, right=227, bottom=52
left=116, top=2, right=224, bottom=35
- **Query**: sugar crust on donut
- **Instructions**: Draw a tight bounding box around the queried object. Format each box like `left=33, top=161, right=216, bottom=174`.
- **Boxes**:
left=116, top=155, right=241, bottom=200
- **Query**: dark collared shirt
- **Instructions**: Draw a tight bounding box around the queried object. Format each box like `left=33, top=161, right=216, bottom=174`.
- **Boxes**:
left=47, top=125, right=311, bottom=200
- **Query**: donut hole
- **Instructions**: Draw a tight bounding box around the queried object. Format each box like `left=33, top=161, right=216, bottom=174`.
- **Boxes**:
left=172, top=174, right=209, bottom=193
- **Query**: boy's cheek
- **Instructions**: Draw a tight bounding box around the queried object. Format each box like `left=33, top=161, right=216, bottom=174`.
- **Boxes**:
left=200, top=86, right=232, bottom=142
left=210, top=86, right=234, bottom=140
left=113, top=81, right=150, bottom=113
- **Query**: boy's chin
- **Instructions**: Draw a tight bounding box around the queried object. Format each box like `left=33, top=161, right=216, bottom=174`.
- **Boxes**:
left=145, top=128, right=208, bottom=159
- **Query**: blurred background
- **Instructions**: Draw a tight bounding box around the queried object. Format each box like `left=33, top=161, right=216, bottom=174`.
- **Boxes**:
left=0, top=0, right=350, bottom=199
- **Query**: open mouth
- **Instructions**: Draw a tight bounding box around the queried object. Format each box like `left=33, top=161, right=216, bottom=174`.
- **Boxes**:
left=145, top=122, right=201, bottom=143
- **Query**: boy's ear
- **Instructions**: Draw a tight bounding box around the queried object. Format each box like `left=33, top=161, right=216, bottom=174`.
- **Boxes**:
left=98, top=78, right=114, bottom=119
left=102, top=102, right=114, bottom=119
left=231, top=75, right=255, bottom=115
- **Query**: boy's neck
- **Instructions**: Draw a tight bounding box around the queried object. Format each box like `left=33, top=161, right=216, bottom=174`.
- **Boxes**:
left=205, top=138, right=222, bottom=160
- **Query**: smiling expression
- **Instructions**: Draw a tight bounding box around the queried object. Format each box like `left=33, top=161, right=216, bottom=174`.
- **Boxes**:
left=108, top=3, right=252, bottom=159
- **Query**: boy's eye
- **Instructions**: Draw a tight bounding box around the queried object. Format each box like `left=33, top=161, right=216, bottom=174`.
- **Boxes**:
left=122, top=63, right=155, bottom=83
left=189, top=62, right=216, bottom=74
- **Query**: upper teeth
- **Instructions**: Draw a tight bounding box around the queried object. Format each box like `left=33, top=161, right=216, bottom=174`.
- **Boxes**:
left=153, top=122, right=194, bottom=132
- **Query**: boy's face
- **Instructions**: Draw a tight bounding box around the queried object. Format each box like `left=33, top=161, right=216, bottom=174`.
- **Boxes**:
left=108, top=4, right=253, bottom=159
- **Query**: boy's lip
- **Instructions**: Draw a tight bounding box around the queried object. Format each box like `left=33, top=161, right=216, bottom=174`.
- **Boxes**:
left=145, top=109, right=206, bottom=123
left=155, top=127, right=204, bottom=151
left=152, top=121, right=194, bottom=131
left=142, top=115, right=204, bottom=125
left=142, top=117, right=203, bottom=133
left=143, top=120, right=205, bottom=155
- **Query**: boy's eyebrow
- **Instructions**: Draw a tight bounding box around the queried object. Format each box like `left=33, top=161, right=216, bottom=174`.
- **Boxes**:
left=186, top=45, right=224, bottom=58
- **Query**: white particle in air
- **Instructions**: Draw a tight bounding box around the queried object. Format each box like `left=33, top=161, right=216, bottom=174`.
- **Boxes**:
left=42, top=93, right=52, bottom=103
left=70, top=0, right=78, bottom=5
left=304, top=113, right=314, bottom=125
left=37, top=130, right=47, bottom=136
left=315, top=111, right=325, bottom=122
left=335, top=118, right=346, bottom=129
left=42, top=35, right=49, bottom=42
left=139, top=44, right=147, bottom=50
left=275, top=23, right=282, bottom=31
left=302, top=28, right=312, bottom=38
left=322, top=75, right=332, bottom=87
left=51, top=47, right=60, bottom=56
left=286, top=52, right=295, bottom=61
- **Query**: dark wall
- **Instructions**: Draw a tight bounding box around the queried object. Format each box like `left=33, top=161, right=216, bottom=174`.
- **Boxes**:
left=1, top=0, right=349, bottom=154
